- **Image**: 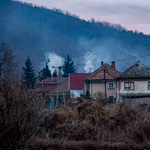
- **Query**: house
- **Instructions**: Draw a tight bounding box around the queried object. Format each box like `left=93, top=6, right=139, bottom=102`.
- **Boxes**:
left=35, top=77, right=70, bottom=106
left=116, top=60, right=150, bottom=106
left=84, top=61, right=121, bottom=103
left=69, top=73, right=91, bottom=98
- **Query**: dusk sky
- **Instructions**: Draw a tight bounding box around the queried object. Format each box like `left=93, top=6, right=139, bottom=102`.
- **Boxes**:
left=15, top=0, right=150, bottom=35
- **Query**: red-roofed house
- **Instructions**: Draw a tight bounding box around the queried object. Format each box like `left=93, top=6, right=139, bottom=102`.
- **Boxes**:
left=69, top=73, right=91, bottom=97
left=84, top=61, right=121, bottom=102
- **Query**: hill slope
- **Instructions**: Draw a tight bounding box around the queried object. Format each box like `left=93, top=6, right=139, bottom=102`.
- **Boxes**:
left=0, top=0, right=150, bottom=73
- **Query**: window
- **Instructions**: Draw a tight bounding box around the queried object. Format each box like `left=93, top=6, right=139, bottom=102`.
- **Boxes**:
left=109, top=96, right=113, bottom=99
left=148, top=82, right=150, bottom=90
left=124, top=82, right=134, bottom=90
left=108, top=83, right=114, bottom=89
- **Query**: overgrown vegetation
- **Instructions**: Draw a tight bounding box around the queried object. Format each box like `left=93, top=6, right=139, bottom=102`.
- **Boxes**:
left=0, top=78, right=41, bottom=149
left=1, top=83, right=150, bottom=149
left=27, top=98, right=150, bottom=150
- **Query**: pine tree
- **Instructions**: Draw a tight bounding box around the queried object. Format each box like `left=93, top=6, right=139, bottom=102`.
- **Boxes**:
left=43, top=61, right=51, bottom=78
left=53, top=69, right=57, bottom=77
left=63, top=55, right=77, bottom=77
left=21, top=56, right=36, bottom=89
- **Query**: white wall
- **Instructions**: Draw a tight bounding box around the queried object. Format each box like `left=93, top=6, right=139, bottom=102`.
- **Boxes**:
left=119, top=80, right=150, bottom=94
left=70, top=89, right=83, bottom=98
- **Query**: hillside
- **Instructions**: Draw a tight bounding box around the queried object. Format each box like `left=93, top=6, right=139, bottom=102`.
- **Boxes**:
left=0, top=0, right=150, bottom=73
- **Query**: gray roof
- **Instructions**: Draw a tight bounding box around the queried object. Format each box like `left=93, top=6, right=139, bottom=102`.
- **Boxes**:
left=116, top=61, right=150, bottom=79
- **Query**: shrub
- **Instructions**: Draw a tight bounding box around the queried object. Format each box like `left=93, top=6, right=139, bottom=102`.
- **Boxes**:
left=0, top=78, right=41, bottom=149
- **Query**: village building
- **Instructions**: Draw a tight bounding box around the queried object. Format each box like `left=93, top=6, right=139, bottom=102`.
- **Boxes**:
left=84, top=61, right=121, bottom=103
left=69, top=73, right=91, bottom=98
left=35, top=77, right=69, bottom=107
left=116, top=60, right=150, bottom=106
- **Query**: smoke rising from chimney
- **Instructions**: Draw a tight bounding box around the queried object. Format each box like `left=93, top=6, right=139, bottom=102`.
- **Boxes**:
left=41, top=52, right=64, bottom=73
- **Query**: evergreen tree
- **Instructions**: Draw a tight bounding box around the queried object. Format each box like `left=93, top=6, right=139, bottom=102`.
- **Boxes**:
left=53, top=69, right=57, bottom=77
left=21, top=56, right=36, bottom=89
left=63, top=55, right=77, bottom=77
left=43, top=61, right=51, bottom=78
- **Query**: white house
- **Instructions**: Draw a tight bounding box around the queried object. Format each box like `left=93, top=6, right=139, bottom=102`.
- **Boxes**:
left=116, top=61, right=150, bottom=106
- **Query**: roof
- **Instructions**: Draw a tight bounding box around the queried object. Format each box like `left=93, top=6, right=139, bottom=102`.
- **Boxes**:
left=116, top=61, right=150, bottom=79
left=69, top=73, right=91, bottom=89
left=35, top=77, right=69, bottom=93
left=85, top=63, right=121, bottom=80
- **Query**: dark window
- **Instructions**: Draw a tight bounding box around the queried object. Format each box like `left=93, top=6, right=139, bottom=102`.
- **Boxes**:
left=109, top=96, right=113, bottom=99
left=124, top=82, right=134, bottom=90
left=108, top=83, right=114, bottom=89
left=148, top=82, right=150, bottom=90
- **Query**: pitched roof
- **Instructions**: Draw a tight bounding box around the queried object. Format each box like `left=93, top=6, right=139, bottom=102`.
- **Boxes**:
left=85, top=63, right=121, bottom=80
left=35, top=77, right=69, bottom=93
left=116, top=61, right=150, bottom=79
left=69, top=73, right=91, bottom=89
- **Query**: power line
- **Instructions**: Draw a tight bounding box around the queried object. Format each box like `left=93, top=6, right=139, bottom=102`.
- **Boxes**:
left=73, top=52, right=150, bottom=67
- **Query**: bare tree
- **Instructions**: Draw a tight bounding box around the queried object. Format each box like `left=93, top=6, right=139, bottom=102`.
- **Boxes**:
left=0, top=42, right=17, bottom=78
left=0, top=78, right=41, bottom=149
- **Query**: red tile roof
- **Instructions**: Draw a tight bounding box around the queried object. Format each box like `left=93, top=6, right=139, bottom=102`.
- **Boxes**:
left=69, top=73, right=91, bottom=89
left=85, top=63, right=121, bottom=80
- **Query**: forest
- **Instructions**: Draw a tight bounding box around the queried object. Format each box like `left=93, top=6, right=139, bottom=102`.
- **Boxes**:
left=0, top=0, right=150, bottom=73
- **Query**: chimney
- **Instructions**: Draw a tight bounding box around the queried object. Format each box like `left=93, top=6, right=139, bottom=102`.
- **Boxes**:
left=101, top=61, right=103, bottom=66
left=111, top=61, right=115, bottom=69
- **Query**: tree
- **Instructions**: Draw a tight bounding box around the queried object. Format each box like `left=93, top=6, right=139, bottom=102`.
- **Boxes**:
left=53, top=69, right=57, bottom=77
left=0, top=78, right=41, bottom=149
left=42, top=61, right=51, bottom=78
left=21, top=56, right=36, bottom=89
left=0, top=42, right=17, bottom=77
left=62, top=55, right=77, bottom=77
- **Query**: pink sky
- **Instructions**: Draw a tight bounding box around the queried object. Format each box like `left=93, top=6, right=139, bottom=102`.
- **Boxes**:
left=15, top=0, right=150, bottom=35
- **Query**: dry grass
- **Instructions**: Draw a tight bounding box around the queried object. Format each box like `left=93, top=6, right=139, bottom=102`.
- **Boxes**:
left=1, top=89, right=150, bottom=150
left=28, top=98, right=150, bottom=149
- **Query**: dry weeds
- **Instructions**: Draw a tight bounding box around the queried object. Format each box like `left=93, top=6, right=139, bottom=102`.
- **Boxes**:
left=1, top=90, right=150, bottom=149
left=29, top=98, right=150, bottom=149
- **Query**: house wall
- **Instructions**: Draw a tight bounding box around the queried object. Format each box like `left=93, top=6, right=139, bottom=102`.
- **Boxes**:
left=87, top=82, right=117, bottom=99
left=119, top=80, right=150, bottom=94
left=70, top=89, right=83, bottom=98
left=117, top=79, right=150, bottom=102
left=91, top=83, right=105, bottom=96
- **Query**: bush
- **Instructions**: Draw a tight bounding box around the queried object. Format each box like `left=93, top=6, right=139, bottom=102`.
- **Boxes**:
left=32, top=99, right=150, bottom=150
left=0, top=78, right=41, bottom=149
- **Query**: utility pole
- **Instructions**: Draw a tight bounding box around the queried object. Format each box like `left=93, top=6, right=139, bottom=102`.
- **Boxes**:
left=60, top=68, right=66, bottom=105
left=104, top=68, right=107, bottom=99
left=52, top=66, right=66, bottom=106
